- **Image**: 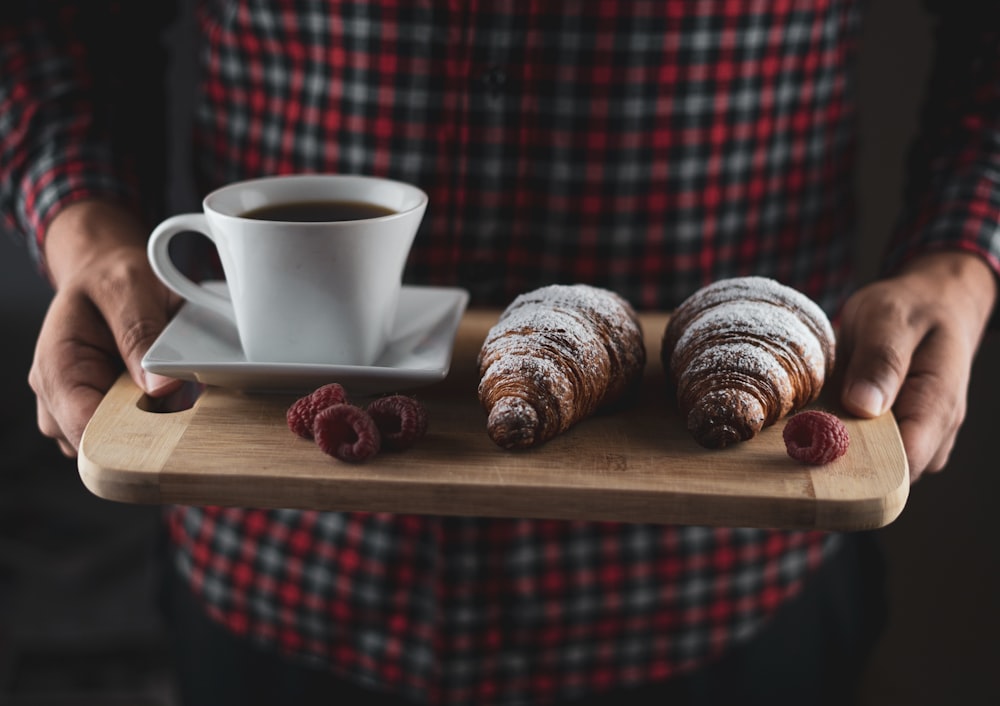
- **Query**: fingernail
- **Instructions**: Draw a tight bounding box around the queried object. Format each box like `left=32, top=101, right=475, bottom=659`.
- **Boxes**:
left=143, top=371, right=176, bottom=393
left=846, top=381, right=885, bottom=417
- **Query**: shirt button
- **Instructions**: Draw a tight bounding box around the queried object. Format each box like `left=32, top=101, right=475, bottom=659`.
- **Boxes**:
left=480, top=65, right=507, bottom=97
left=460, top=262, right=497, bottom=286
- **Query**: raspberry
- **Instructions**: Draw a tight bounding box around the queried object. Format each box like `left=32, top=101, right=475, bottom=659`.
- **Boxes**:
left=286, top=383, right=349, bottom=439
left=782, top=410, right=850, bottom=465
left=366, top=394, right=429, bottom=451
left=313, top=403, right=381, bottom=463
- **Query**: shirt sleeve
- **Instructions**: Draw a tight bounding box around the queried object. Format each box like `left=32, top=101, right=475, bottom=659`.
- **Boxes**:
left=886, top=2, right=1000, bottom=281
left=0, top=1, right=174, bottom=270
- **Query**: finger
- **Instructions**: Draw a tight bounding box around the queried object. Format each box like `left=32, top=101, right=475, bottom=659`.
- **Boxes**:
left=35, top=396, right=71, bottom=453
left=32, top=362, right=108, bottom=455
left=891, top=332, right=968, bottom=481
left=57, top=438, right=78, bottom=458
left=895, top=395, right=960, bottom=481
left=38, top=401, right=88, bottom=458
left=29, top=294, right=123, bottom=453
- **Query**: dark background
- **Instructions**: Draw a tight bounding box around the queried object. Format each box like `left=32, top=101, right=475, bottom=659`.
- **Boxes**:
left=2, top=1, right=998, bottom=704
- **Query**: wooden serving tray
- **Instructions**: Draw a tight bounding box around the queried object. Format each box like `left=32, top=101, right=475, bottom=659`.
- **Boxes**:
left=78, top=310, right=909, bottom=531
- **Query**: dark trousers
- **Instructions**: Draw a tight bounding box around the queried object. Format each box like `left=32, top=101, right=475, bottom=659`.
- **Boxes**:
left=160, top=531, right=887, bottom=706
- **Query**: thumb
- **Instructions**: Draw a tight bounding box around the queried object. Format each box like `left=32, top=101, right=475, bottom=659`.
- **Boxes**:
left=837, top=291, right=922, bottom=419
left=93, top=266, right=182, bottom=397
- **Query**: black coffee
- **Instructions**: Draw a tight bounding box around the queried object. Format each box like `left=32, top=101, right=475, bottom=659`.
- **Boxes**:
left=241, top=200, right=396, bottom=222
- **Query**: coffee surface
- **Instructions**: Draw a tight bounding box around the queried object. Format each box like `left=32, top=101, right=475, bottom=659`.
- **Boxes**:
left=242, top=200, right=396, bottom=222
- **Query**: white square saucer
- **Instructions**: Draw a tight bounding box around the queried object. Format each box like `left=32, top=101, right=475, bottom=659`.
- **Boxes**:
left=142, top=281, right=470, bottom=394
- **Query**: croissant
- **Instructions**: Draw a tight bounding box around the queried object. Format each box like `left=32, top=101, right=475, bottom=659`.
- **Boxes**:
left=477, top=284, right=646, bottom=450
left=661, top=276, right=836, bottom=449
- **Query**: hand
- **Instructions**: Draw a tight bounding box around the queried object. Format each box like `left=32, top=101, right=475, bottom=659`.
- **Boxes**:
left=838, top=251, right=997, bottom=482
left=28, top=200, right=182, bottom=456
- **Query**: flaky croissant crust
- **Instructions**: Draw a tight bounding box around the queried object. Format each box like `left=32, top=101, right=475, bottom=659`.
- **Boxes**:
left=477, top=284, right=646, bottom=450
left=662, top=276, right=836, bottom=449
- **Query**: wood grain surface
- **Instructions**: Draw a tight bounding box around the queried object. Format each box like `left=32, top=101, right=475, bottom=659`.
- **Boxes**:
left=78, top=309, right=909, bottom=530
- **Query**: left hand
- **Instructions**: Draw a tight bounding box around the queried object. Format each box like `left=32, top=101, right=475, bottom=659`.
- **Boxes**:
left=837, top=251, right=997, bottom=483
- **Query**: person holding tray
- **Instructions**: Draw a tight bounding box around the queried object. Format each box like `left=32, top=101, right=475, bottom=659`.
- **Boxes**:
left=2, top=2, right=997, bottom=705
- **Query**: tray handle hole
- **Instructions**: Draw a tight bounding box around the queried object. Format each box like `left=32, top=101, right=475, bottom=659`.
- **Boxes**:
left=136, top=381, right=205, bottom=413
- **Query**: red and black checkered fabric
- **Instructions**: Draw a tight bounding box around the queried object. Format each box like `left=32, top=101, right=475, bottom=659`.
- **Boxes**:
left=3, top=2, right=1000, bottom=704
left=192, top=0, right=863, bottom=312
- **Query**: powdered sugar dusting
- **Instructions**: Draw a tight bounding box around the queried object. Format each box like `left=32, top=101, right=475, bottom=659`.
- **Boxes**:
left=682, top=341, right=792, bottom=389
left=479, top=284, right=636, bottom=388
left=686, top=276, right=832, bottom=331
left=674, top=301, right=824, bottom=380
left=663, top=276, right=836, bottom=447
left=478, top=284, right=645, bottom=449
left=481, top=309, right=607, bottom=388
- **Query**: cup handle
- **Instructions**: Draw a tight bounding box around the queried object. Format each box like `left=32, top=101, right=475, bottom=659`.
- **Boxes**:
left=147, top=213, right=235, bottom=322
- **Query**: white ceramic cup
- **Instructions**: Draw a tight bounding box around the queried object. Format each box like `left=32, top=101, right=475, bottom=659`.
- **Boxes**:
left=147, top=174, right=427, bottom=365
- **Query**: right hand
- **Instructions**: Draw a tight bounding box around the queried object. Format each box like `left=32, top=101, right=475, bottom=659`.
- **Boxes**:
left=28, top=199, right=182, bottom=456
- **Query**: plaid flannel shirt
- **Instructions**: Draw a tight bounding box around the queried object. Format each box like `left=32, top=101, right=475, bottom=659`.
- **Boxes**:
left=3, top=2, right=999, bottom=704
